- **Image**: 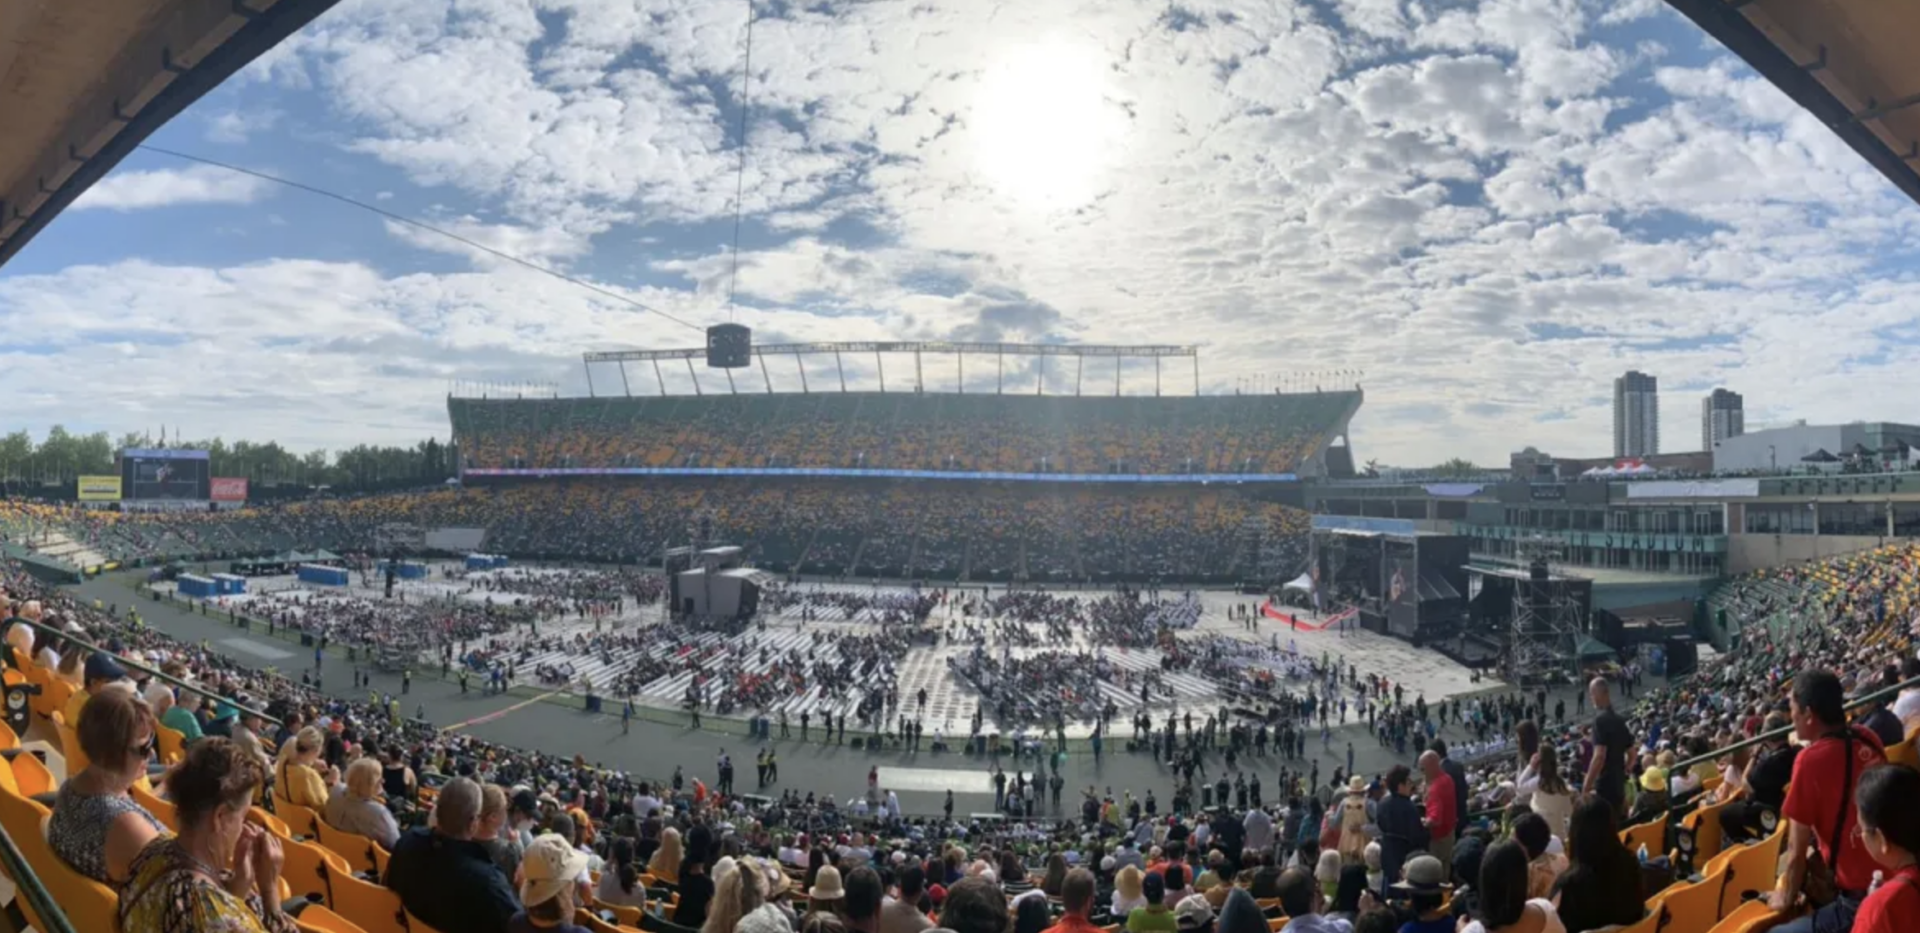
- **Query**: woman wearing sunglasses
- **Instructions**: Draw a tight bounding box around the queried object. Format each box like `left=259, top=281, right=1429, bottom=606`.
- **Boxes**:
left=48, top=683, right=169, bottom=885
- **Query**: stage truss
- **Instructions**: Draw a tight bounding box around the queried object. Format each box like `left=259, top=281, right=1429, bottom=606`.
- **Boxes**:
left=1507, top=538, right=1583, bottom=684
left=581, top=341, right=1202, bottom=397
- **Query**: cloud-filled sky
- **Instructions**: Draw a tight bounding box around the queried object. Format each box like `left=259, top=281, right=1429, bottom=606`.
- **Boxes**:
left=4, top=0, right=1918, bottom=465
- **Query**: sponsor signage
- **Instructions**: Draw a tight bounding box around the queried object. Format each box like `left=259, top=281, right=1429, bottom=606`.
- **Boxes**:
left=210, top=477, right=249, bottom=502
left=76, top=475, right=122, bottom=501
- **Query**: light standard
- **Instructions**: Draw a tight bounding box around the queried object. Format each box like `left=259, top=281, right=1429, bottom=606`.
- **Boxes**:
left=1768, top=445, right=1776, bottom=472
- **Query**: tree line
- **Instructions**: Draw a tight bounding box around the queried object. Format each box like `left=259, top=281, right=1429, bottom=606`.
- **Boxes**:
left=0, top=427, right=457, bottom=496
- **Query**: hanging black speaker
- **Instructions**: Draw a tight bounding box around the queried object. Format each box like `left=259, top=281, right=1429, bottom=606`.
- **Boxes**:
left=706, top=323, right=752, bottom=368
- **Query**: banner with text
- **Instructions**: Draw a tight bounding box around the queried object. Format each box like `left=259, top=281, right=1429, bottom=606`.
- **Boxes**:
left=76, top=475, right=122, bottom=501
left=210, top=477, right=250, bottom=502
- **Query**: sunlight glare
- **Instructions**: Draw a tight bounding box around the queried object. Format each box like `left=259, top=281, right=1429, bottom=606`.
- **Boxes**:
left=972, top=39, right=1128, bottom=211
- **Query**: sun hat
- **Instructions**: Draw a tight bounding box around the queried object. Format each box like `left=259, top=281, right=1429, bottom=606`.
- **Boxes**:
left=1390, top=854, right=1450, bottom=893
left=810, top=864, right=845, bottom=900
left=521, top=833, right=590, bottom=907
left=1347, top=776, right=1366, bottom=794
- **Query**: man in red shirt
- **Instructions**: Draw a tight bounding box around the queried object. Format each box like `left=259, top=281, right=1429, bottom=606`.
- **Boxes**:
left=1043, top=868, right=1104, bottom=933
left=1419, top=750, right=1457, bottom=865
left=1770, top=669, right=1887, bottom=933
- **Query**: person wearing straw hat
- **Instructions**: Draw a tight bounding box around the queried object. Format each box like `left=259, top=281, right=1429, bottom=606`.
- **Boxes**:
left=811, top=864, right=848, bottom=919
left=1337, top=776, right=1370, bottom=865
left=512, top=833, right=593, bottom=933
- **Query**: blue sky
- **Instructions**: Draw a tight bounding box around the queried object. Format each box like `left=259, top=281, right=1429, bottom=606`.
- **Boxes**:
left=3, top=0, right=1918, bottom=464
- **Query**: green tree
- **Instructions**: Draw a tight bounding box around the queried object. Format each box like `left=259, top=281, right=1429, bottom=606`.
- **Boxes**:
left=1433, top=457, right=1478, bottom=477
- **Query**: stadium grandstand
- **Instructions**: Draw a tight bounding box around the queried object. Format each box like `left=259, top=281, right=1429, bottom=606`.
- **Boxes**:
left=448, top=390, right=1361, bottom=479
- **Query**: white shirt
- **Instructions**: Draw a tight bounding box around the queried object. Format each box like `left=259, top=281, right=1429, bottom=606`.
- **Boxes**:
left=1892, top=688, right=1920, bottom=725
left=633, top=794, right=662, bottom=818
left=1458, top=899, right=1566, bottom=933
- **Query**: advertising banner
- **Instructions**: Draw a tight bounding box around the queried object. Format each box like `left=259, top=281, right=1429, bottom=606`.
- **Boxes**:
left=76, top=475, right=122, bottom=501
left=210, top=477, right=250, bottom=502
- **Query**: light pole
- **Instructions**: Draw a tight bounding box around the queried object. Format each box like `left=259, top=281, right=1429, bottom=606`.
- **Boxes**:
left=1768, top=445, right=1776, bottom=472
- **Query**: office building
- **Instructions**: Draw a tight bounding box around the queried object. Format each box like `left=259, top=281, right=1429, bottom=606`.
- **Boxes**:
left=1613, top=370, right=1659, bottom=458
left=1702, top=388, right=1745, bottom=450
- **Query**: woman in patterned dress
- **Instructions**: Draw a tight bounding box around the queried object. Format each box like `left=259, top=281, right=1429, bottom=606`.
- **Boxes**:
left=118, top=738, right=297, bottom=933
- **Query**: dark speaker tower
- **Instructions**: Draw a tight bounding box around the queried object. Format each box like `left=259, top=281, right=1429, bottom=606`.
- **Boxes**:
left=706, top=323, right=752, bottom=368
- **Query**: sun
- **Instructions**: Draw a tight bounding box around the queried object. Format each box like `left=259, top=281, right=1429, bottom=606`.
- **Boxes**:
left=971, top=38, right=1129, bottom=211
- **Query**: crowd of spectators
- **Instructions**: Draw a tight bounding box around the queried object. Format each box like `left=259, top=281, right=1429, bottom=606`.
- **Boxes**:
left=447, top=392, right=1358, bottom=477
left=4, top=533, right=1920, bottom=933
left=2, top=481, right=1312, bottom=585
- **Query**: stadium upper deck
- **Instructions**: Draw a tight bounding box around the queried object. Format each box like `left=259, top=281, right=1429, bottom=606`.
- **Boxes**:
left=448, top=389, right=1362, bottom=478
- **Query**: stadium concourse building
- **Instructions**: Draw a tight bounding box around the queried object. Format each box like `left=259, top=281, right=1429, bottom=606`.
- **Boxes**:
left=1303, top=470, right=1920, bottom=608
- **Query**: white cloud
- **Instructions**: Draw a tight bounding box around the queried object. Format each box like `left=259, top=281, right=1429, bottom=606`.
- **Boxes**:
left=204, top=108, right=281, bottom=144
left=8, top=0, right=1920, bottom=467
left=71, top=165, right=273, bottom=212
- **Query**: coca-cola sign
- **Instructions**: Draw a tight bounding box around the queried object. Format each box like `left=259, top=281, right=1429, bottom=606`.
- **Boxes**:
left=210, top=477, right=249, bottom=502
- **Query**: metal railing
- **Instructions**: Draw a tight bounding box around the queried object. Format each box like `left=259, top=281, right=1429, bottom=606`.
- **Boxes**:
left=0, top=817, right=78, bottom=933
left=0, top=614, right=282, bottom=728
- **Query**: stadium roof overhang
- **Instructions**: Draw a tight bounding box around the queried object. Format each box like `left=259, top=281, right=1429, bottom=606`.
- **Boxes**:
left=0, top=0, right=342, bottom=268
left=1666, top=0, right=1920, bottom=206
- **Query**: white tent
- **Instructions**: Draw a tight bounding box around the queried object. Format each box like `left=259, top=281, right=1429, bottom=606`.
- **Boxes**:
left=1282, top=573, right=1314, bottom=592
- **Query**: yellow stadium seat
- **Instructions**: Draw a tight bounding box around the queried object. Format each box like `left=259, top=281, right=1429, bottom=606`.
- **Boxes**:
left=1657, top=872, right=1723, bottom=933
left=595, top=900, right=645, bottom=928
left=284, top=836, right=352, bottom=906
left=131, top=782, right=180, bottom=831
left=578, top=909, right=642, bottom=933
left=250, top=805, right=294, bottom=839
left=1887, top=735, right=1918, bottom=771
left=16, top=811, right=120, bottom=933
left=1706, top=899, right=1786, bottom=933
left=329, top=869, right=408, bottom=933
left=1682, top=798, right=1734, bottom=866
left=316, top=820, right=384, bottom=877
left=10, top=750, right=54, bottom=798
left=1718, top=825, right=1787, bottom=919
left=296, top=903, right=372, bottom=933
left=274, top=794, right=324, bottom=839
left=156, top=723, right=188, bottom=765
left=0, top=719, right=20, bottom=752
left=30, top=674, right=72, bottom=721
left=52, top=712, right=87, bottom=778
left=1621, top=818, right=1665, bottom=858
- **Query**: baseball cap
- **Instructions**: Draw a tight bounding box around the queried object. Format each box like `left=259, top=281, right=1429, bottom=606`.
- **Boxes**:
left=84, top=652, right=128, bottom=684
left=520, top=834, right=590, bottom=907
left=1175, top=894, right=1214, bottom=930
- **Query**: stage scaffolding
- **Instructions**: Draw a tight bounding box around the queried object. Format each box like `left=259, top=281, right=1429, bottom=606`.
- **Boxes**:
left=1506, top=539, right=1584, bottom=683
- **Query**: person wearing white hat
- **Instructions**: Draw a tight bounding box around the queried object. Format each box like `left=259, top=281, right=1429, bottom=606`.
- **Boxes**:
left=512, top=833, right=593, bottom=933
left=810, top=864, right=848, bottom=917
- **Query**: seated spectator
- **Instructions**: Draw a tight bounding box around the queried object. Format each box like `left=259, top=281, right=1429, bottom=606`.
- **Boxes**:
left=845, top=867, right=884, bottom=933
left=1854, top=764, right=1920, bottom=933
left=1626, top=765, right=1669, bottom=826
left=49, top=686, right=166, bottom=885
left=1389, top=855, right=1451, bottom=933
left=1276, top=866, right=1347, bottom=933
left=118, top=737, right=294, bottom=933
left=807, top=865, right=845, bottom=921
left=1549, top=797, right=1643, bottom=933
left=384, top=776, right=519, bottom=933
left=1456, top=841, right=1564, bottom=933
left=1016, top=896, right=1054, bottom=933
left=1719, top=713, right=1797, bottom=844
left=1127, top=871, right=1176, bottom=933
left=651, top=826, right=685, bottom=884
left=477, top=784, right=522, bottom=883
left=1113, top=865, right=1147, bottom=915
left=940, top=876, right=1011, bottom=933
left=1892, top=657, right=1920, bottom=731
left=1042, top=853, right=1071, bottom=897
left=513, top=834, right=593, bottom=933
left=880, top=861, right=932, bottom=933
left=1508, top=814, right=1562, bottom=901
left=678, top=851, right=716, bottom=928
left=273, top=726, right=338, bottom=809
left=1045, top=868, right=1102, bottom=933
left=324, top=757, right=400, bottom=849
left=597, top=836, right=649, bottom=910
left=67, top=651, right=129, bottom=727
left=161, top=689, right=205, bottom=744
